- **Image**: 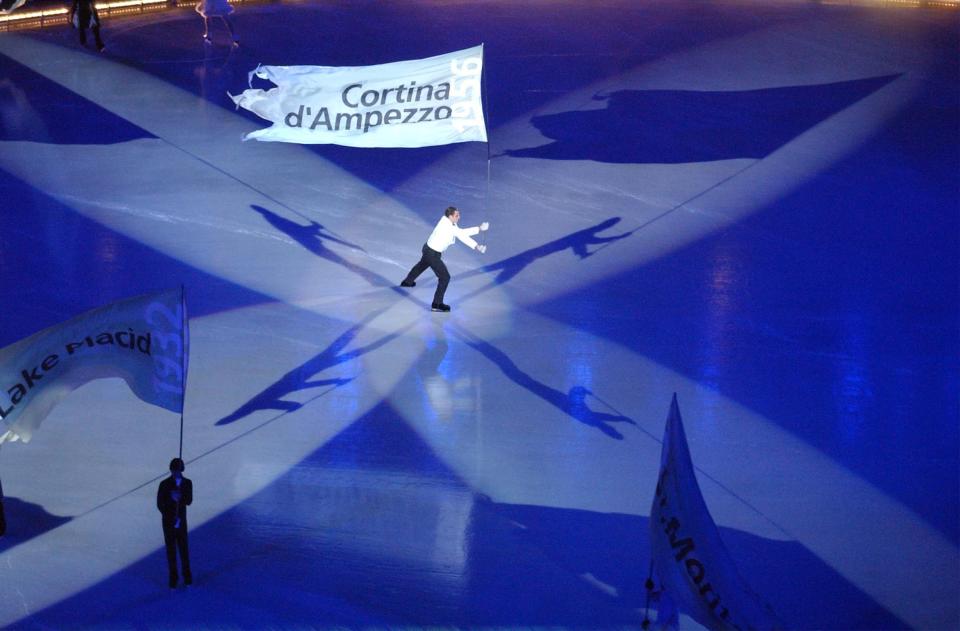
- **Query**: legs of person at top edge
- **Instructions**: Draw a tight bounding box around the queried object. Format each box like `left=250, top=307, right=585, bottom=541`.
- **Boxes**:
left=92, top=25, right=104, bottom=51
left=222, top=15, right=239, bottom=44
left=76, top=17, right=104, bottom=50
left=203, top=15, right=239, bottom=44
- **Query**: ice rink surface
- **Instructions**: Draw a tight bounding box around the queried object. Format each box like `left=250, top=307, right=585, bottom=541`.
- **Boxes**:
left=0, top=0, right=957, bottom=628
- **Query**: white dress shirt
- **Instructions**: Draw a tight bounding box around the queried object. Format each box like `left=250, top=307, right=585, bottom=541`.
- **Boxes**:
left=426, top=216, right=480, bottom=252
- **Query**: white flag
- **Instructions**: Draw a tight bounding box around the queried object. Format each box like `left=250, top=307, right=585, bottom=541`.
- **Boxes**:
left=0, top=289, right=188, bottom=444
left=230, top=45, right=487, bottom=147
left=649, top=394, right=783, bottom=630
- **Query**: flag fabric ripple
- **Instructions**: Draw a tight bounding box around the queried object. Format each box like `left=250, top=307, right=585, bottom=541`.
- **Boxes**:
left=0, top=289, right=188, bottom=444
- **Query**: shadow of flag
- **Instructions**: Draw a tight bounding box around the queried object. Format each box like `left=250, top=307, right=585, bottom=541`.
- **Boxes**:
left=0, top=496, right=72, bottom=551
left=0, top=56, right=154, bottom=144
left=505, top=74, right=900, bottom=164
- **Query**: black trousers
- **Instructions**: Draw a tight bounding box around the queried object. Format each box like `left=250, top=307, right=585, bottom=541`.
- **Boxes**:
left=404, top=244, right=450, bottom=305
left=75, top=8, right=104, bottom=49
left=163, top=523, right=191, bottom=581
left=78, top=26, right=104, bottom=48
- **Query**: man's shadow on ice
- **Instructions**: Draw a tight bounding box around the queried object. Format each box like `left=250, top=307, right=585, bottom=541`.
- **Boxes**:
left=251, top=205, right=397, bottom=290
left=217, top=312, right=411, bottom=426
left=0, top=496, right=72, bottom=551
left=459, top=217, right=635, bottom=300
left=454, top=328, right=636, bottom=439
left=502, top=75, right=899, bottom=164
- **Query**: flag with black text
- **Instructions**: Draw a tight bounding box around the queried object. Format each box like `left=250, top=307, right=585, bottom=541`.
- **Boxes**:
left=230, top=45, right=487, bottom=147
left=649, top=394, right=783, bottom=630
left=0, top=290, right=188, bottom=444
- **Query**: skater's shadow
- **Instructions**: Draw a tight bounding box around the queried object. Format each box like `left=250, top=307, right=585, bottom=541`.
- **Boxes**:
left=217, top=311, right=412, bottom=426
left=458, top=217, right=634, bottom=301
left=453, top=327, right=636, bottom=439
left=501, top=75, right=899, bottom=164
left=251, top=205, right=395, bottom=289
left=0, top=497, right=72, bottom=551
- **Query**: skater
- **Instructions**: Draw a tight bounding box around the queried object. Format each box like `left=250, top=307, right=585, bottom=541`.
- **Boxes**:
left=157, top=458, right=193, bottom=588
left=70, top=0, right=104, bottom=52
left=401, top=206, right=489, bottom=312
left=196, top=0, right=238, bottom=45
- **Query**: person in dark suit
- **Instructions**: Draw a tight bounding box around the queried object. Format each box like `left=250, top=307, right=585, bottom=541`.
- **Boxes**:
left=69, top=0, right=105, bottom=52
left=157, top=458, right=192, bottom=588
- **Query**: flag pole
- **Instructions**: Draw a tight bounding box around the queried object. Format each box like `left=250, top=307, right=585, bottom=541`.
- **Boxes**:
left=481, top=42, right=491, bottom=248
left=178, top=284, right=186, bottom=460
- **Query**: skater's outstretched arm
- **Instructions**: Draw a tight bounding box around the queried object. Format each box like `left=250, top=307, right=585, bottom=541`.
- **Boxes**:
left=454, top=221, right=489, bottom=250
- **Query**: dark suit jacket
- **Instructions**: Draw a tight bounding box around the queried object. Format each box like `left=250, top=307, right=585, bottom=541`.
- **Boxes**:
left=157, top=476, right=193, bottom=529
left=70, top=0, right=100, bottom=28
